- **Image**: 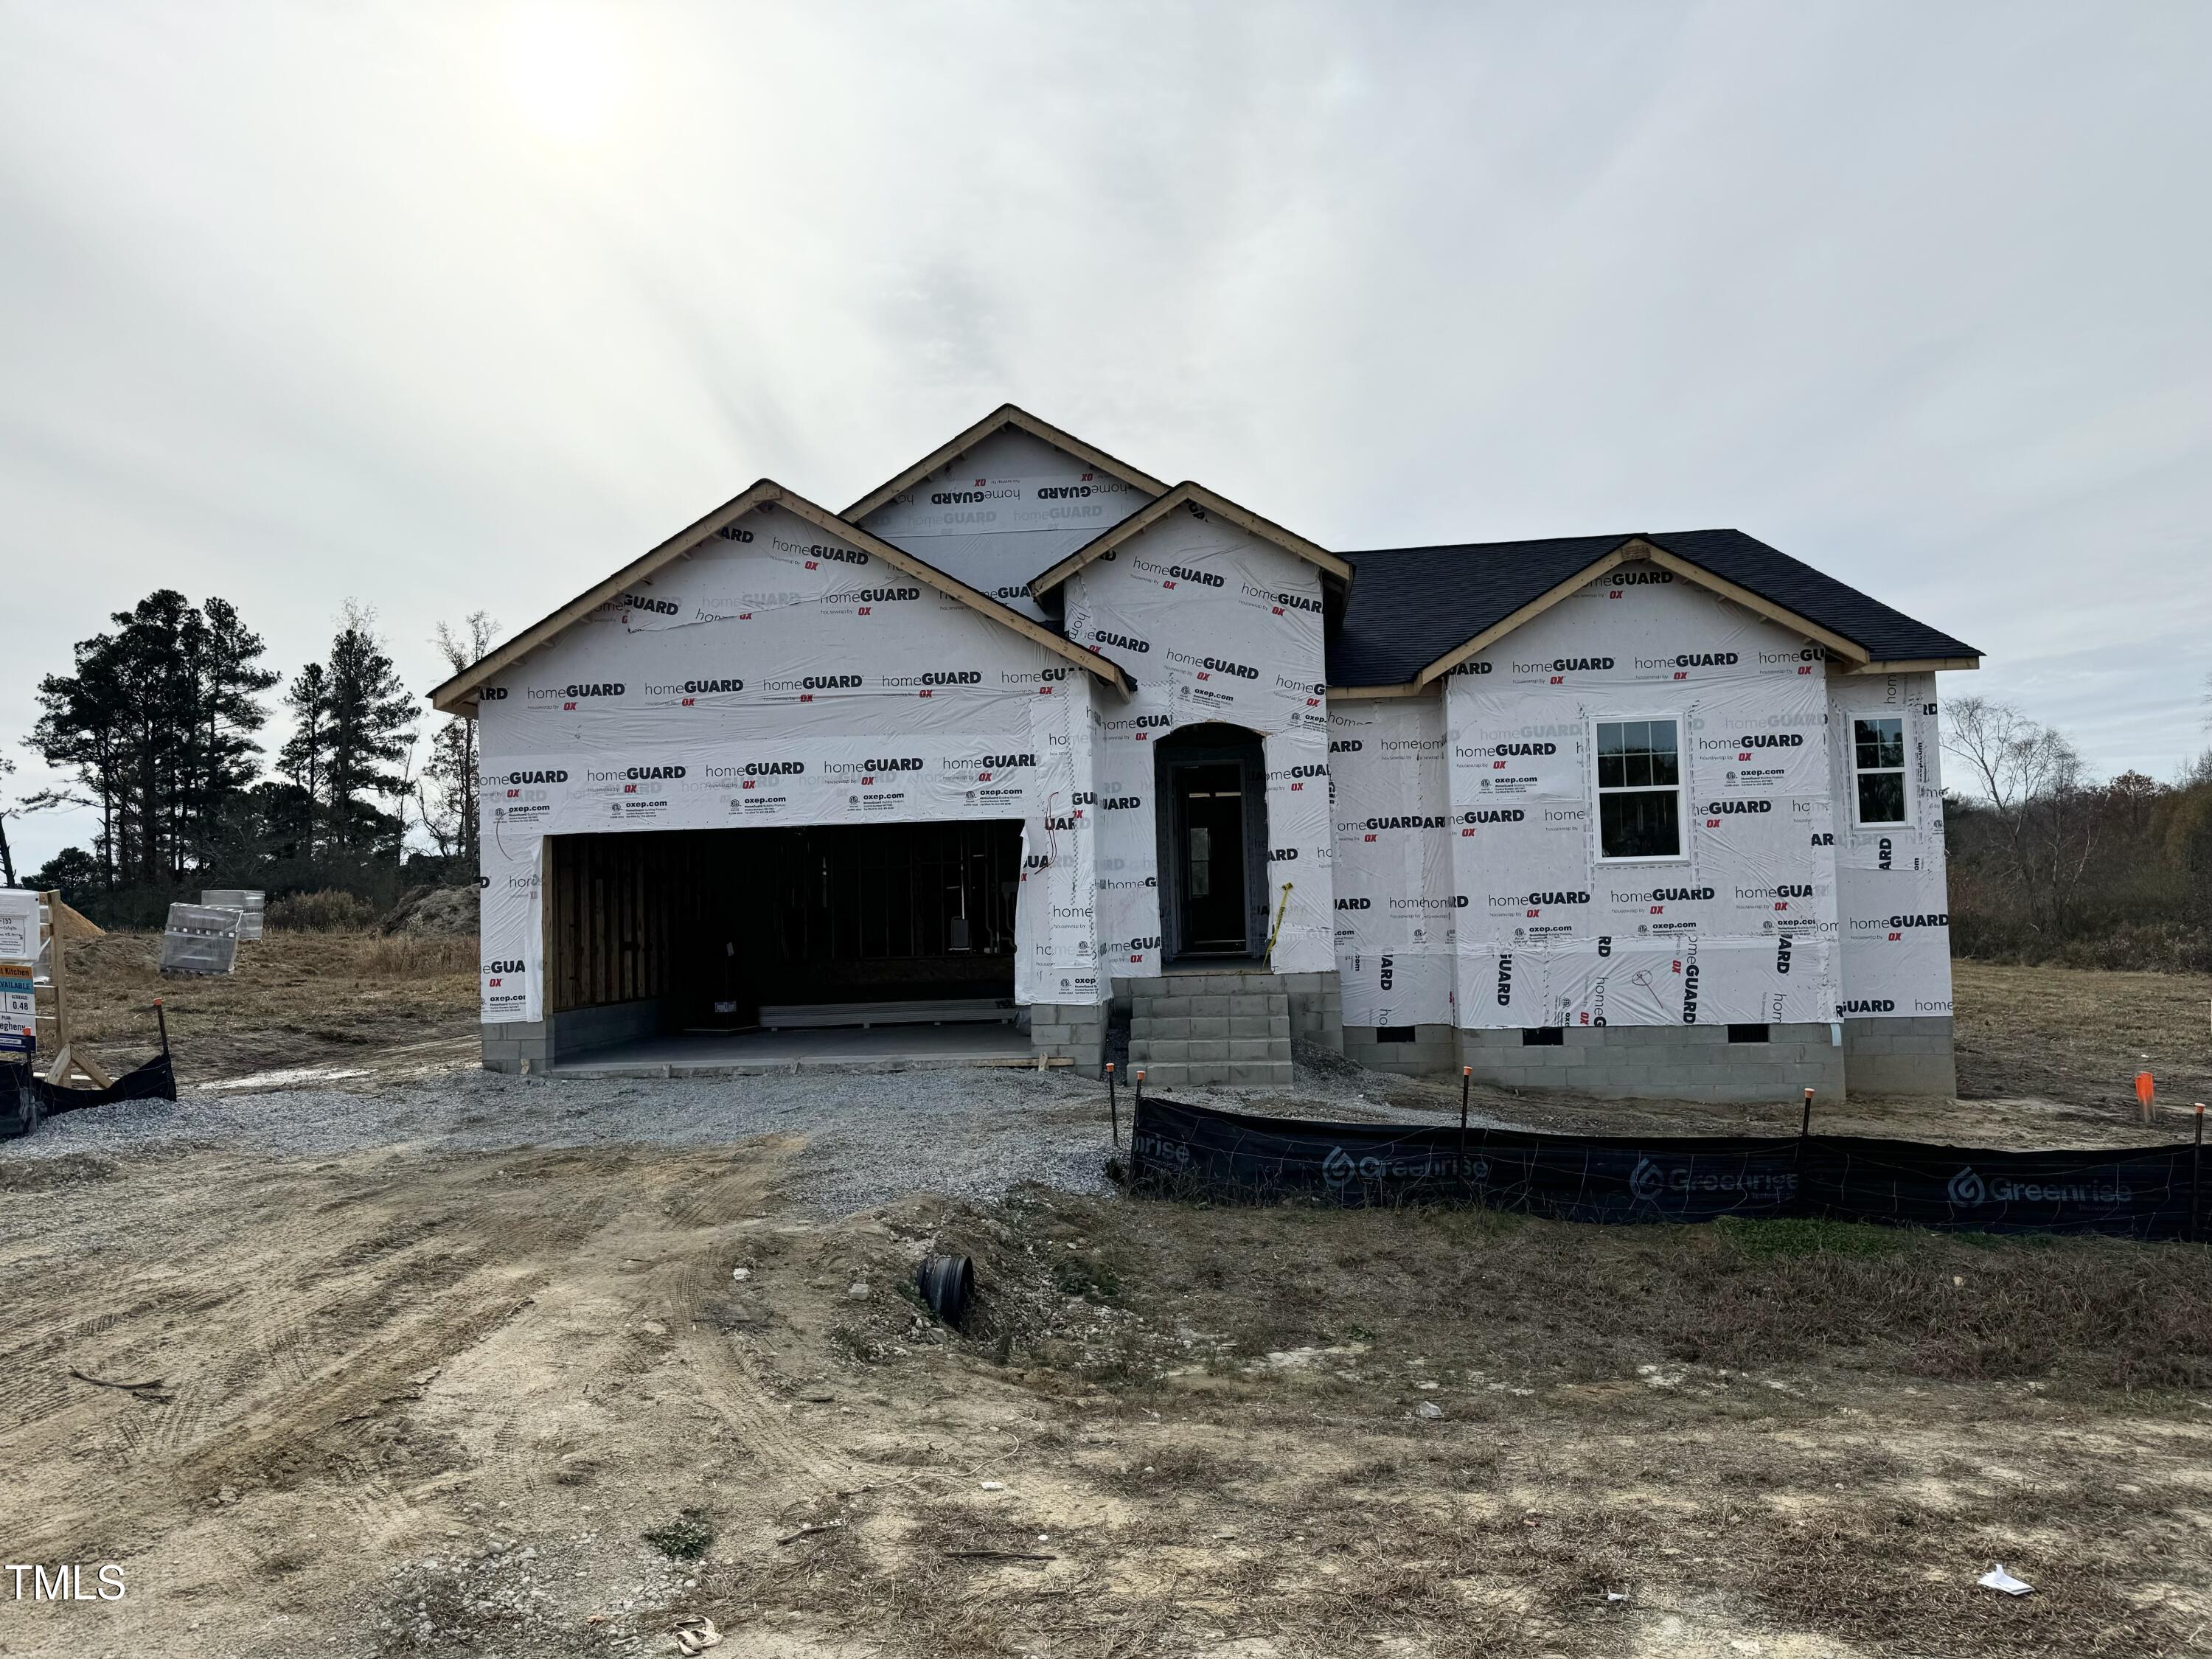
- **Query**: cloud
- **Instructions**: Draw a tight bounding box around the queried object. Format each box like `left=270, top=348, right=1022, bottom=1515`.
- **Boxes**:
left=2, top=0, right=2208, bottom=869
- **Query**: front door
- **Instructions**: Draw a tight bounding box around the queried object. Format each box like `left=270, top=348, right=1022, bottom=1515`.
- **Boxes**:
left=1173, top=762, right=1250, bottom=956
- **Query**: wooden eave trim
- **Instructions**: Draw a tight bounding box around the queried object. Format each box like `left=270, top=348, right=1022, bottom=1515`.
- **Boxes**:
left=1408, top=536, right=1885, bottom=686
left=429, top=481, right=1129, bottom=717
left=1324, top=683, right=1436, bottom=700
left=1412, top=547, right=1632, bottom=686
left=428, top=480, right=782, bottom=714
left=1635, top=544, right=1871, bottom=664
left=843, top=404, right=1169, bottom=522
left=1027, top=481, right=1354, bottom=597
left=1848, top=656, right=1981, bottom=675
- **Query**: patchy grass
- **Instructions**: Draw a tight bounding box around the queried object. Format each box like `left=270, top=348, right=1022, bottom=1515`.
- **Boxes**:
left=639, top=1509, right=715, bottom=1562
left=1018, top=1194, right=2212, bottom=1393
left=807, top=1183, right=2212, bottom=1657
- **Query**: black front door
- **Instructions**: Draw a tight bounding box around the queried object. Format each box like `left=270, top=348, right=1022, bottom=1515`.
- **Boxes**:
left=1175, top=762, right=1248, bottom=954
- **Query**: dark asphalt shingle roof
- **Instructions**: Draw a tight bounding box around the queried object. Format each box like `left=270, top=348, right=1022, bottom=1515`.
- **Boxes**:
left=1327, top=528, right=1980, bottom=686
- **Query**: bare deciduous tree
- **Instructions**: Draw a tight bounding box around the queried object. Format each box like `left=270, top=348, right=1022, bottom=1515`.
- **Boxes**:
left=1942, top=695, right=2098, bottom=933
left=420, top=613, right=498, bottom=865
left=0, top=754, right=19, bottom=886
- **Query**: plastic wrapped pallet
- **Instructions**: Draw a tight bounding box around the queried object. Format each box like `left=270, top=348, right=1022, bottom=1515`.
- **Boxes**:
left=160, top=903, right=242, bottom=976
left=199, top=889, right=265, bottom=941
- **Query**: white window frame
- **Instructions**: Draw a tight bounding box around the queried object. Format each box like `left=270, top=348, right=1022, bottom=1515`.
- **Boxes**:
left=1591, top=713, right=1691, bottom=864
left=1848, top=712, right=1913, bottom=830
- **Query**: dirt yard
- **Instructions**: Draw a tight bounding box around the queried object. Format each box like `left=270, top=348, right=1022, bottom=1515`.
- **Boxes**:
left=4, top=942, right=2210, bottom=1656
left=56, top=927, right=481, bottom=1086
left=3, top=1134, right=2209, bottom=1658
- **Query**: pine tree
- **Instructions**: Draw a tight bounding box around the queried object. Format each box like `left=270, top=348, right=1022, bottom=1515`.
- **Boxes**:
left=185, top=597, right=280, bottom=858
left=32, top=591, right=276, bottom=886
left=321, top=604, right=417, bottom=858
left=277, top=662, right=333, bottom=855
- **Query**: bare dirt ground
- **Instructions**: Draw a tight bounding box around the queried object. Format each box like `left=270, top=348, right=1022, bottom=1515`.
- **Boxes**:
left=59, top=928, right=481, bottom=1087
left=4, top=942, right=2210, bottom=1657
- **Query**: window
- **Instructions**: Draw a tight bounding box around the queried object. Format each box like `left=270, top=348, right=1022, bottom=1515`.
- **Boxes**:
left=1375, top=1026, right=1417, bottom=1043
left=1852, top=717, right=1909, bottom=825
left=1726, top=1024, right=1770, bottom=1045
left=1522, top=1027, right=1565, bottom=1046
left=1595, top=718, right=1683, bottom=859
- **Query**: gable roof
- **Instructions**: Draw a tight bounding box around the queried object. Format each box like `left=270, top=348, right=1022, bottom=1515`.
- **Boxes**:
left=844, top=403, right=1171, bottom=523
left=1026, top=480, right=1357, bottom=597
left=1326, top=529, right=1980, bottom=693
left=428, top=480, right=1133, bottom=714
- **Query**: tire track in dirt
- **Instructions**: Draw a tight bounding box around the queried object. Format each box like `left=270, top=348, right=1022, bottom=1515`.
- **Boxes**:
left=395, top=1142, right=801, bottom=1518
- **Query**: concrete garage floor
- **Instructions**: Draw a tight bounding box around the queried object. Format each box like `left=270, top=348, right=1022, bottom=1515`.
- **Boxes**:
left=549, top=1020, right=1044, bottom=1077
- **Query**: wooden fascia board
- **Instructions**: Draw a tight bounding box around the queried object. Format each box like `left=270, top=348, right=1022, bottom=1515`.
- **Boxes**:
left=843, top=404, right=1169, bottom=521
left=430, top=480, right=1129, bottom=717
left=1408, top=538, right=1885, bottom=686
left=428, top=481, right=780, bottom=714
left=772, top=494, right=1132, bottom=694
left=1324, top=682, right=1436, bottom=700
left=1635, top=545, right=1871, bottom=664
left=1183, top=485, right=1354, bottom=582
left=1848, top=656, right=1981, bottom=675
left=1412, top=546, right=1633, bottom=686
left=1028, top=481, right=1354, bottom=597
left=1026, top=487, right=1187, bottom=594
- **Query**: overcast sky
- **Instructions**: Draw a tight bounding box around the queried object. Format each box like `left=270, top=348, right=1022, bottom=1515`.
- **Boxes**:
left=4, top=1, right=2208, bottom=873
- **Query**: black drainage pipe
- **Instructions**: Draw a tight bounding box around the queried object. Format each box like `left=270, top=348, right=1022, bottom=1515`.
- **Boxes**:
left=916, top=1253, right=975, bottom=1329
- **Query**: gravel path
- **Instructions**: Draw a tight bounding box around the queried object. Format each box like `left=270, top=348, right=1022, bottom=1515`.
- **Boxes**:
left=2, top=1059, right=1502, bottom=1215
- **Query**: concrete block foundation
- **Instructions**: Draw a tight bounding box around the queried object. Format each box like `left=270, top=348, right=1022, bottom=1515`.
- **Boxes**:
left=481, top=997, right=667, bottom=1074
left=1454, top=1021, right=1848, bottom=1102
left=1028, top=1002, right=1107, bottom=1074
left=1841, top=1016, right=1958, bottom=1096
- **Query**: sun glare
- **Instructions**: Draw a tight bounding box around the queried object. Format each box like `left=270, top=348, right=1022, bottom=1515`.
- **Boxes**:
left=501, top=4, right=626, bottom=142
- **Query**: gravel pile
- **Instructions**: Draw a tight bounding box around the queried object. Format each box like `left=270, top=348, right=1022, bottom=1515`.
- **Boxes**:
left=1, top=1056, right=1492, bottom=1214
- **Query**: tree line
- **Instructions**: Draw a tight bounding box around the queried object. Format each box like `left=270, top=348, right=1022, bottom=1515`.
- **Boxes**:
left=8, top=590, right=493, bottom=925
left=1942, top=695, right=2212, bottom=971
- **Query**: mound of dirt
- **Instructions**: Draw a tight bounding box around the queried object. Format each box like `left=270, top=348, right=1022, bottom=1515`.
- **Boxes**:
left=379, top=885, right=479, bottom=936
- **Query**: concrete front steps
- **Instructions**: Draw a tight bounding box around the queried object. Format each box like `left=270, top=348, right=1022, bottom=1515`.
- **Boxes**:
left=1128, top=970, right=1293, bottom=1088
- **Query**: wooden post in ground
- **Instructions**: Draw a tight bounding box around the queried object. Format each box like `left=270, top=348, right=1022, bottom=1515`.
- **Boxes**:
left=38, top=889, right=111, bottom=1090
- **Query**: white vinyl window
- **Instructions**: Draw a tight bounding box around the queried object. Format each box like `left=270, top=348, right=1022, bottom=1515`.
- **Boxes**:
left=1594, top=717, right=1686, bottom=860
left=1852, top=716, right=1910, bottom=826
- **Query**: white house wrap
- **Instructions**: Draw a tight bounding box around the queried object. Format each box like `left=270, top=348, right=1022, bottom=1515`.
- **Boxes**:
left=473, top=501, right=1104, bottom=1023
left=434, top=405, right=1977, bottom=1099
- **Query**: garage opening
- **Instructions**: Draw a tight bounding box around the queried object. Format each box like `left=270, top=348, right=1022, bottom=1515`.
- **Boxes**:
left=540, top=821, right=1024, bottom=1062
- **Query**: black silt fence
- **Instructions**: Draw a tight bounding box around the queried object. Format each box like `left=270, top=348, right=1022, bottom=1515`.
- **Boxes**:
left=0, top=1054, right=177, bottom=1139
left=1129, top=1096, right=2205, bottom=1242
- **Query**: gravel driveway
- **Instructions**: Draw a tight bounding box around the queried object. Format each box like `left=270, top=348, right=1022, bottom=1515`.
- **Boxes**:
left=1, top=1057, right=1487, bottom=1214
